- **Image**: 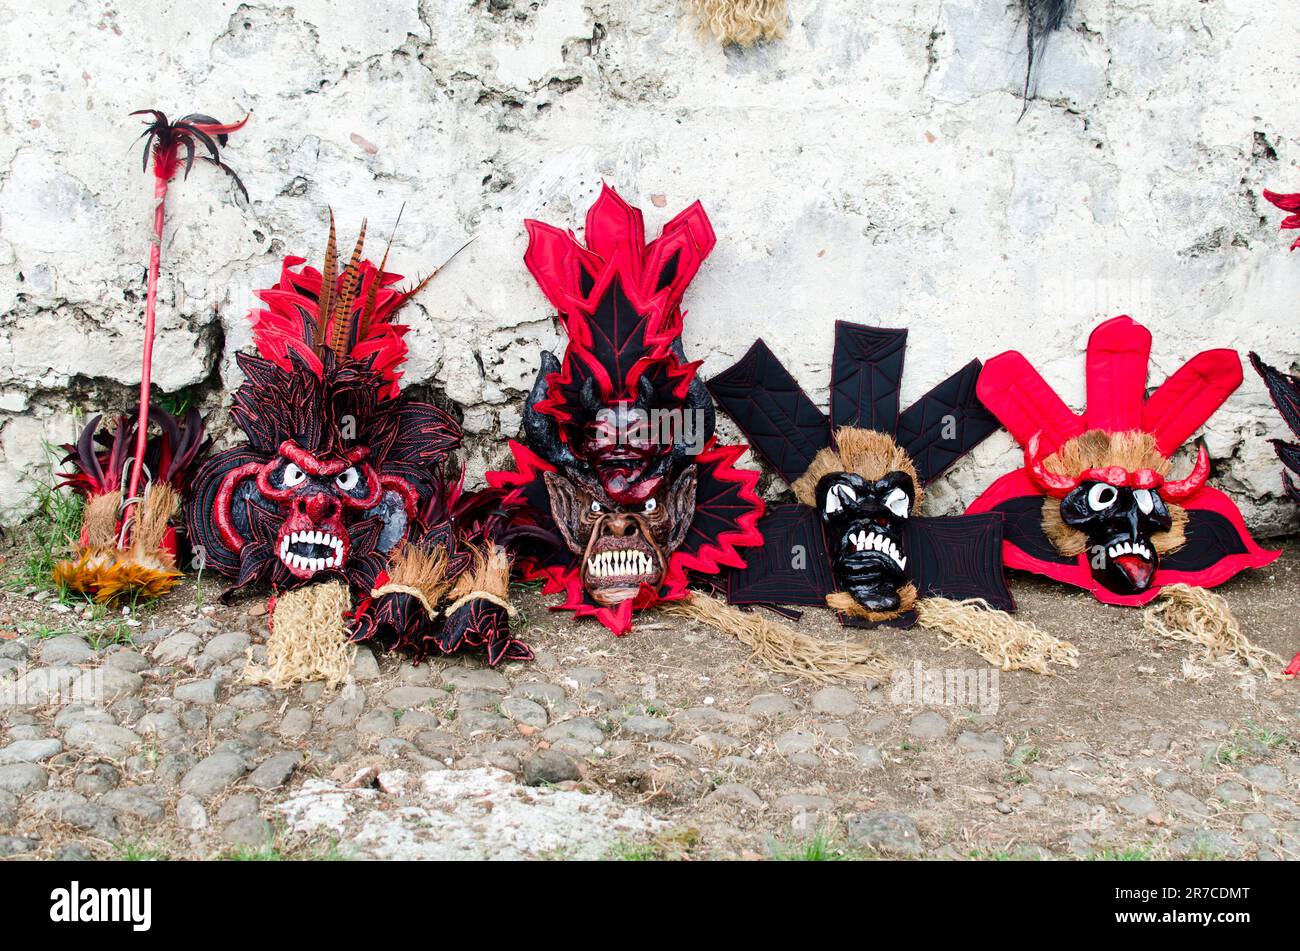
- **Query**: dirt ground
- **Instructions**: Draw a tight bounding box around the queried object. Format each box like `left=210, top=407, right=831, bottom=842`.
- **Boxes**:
left=0, top=531, right=1297, bottom=861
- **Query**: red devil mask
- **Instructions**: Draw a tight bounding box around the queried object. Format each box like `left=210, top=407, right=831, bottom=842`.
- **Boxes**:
left=968, top=316, right=1279, bottom=605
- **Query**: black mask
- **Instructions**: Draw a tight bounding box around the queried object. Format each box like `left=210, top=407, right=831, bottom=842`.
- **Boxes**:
left=1060, top=481, right=1172, bottom=595
left=815, top=470, right=914, bottom=613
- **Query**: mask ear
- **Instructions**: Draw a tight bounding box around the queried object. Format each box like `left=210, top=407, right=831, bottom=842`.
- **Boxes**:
left=543, top=470, right=586, bottom=554
left=665, top=466, right=698, bottom=552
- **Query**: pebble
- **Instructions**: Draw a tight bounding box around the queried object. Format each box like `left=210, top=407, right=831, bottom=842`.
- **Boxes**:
left=351, top=648, right=381, bottom=680
left=153, top=631, right=202, bottom=664
left=853, top=744, right=883, bottom=768
left=1116, top=793, right=1157, bottom=817
left=217, top=794, right=259, bottom=823
left=523, top=749, right=581, bottom=786
left=174, top=679, right=220, bottom=705
left=249, top=752, right=302, bottom=789
left=441, top=668, right=508, bottom=691
left=500, top=696, right=548, bottom=728
left=0, top=738, right=62, bottom=764
left=709, top=783, right=763, bottom=807
left=74, top=763, right=121, bottom=796
left=1166, top=790, right=1211, bottom=818
left=101, top=787, right=165, bottom=822
left=1213, top=781, right=1251, bottom=804
left=621, top=715, right=673, bottom=739
left=64, top=722, right=142, bottom=759
left=105, top=650, right=150, bottom=672
left=908, top=712, right=948, bottom=740
left=384, top=685, right=442, bottom=708
left=954, top=730, right=1004, bottom=761
left=810, top=686, right=858, bottom=716
left=179, top=751, right=250, bottom=800
left=1242, top=765, right=1284, bottom=792
left=774, top=730, right=816, bottom=756
left=39, top=634, right=95, bottom=666
left=204, top=632, right=252, bottom=663
left=176, top=795, right=208, bottom=830
left=511, top=682, right=566, bottom=705
left=357, top=710, right=396, bottom=735
left=1153, top=770, right=1189, bottom=790
left=565, top=667, right=605, bottom=688
left=845, top=810, right=922, bottom=855
left=229, top=687, right=273, bottom=709
left=774, top=794, right=833, bottom=813
left=746, top=693, right=796, bottom=717
left=223, top=815, right=273, bottom=847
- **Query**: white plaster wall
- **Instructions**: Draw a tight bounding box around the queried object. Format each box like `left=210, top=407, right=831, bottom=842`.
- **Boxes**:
left=1, top=0, right=1298, bottom=533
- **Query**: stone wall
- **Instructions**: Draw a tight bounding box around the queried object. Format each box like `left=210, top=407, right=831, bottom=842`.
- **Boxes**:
left=2, top=0, right=1298, bottom=534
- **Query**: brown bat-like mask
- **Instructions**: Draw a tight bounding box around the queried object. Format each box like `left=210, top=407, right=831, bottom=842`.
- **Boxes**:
left=544, top=467, right=697, bottom=606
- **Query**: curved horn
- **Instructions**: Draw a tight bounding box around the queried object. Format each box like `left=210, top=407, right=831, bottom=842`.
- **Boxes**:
left=1160, top=442, right=1210, bottom=501
left=1024, top=432, right=1079, bottom=498
left=522, top=351, right=580, bottom=471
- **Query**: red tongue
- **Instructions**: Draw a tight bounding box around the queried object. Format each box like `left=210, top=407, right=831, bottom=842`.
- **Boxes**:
left=1113, top=554, right=1154, bottom=589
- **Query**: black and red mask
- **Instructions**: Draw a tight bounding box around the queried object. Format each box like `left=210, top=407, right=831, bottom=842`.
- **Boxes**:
left=969, top=315, right=1279, bottom=605
left=186, top=226, right=459, bottom=598
left=488, top=186, right=763, bottom=634
left=710, top=321, right=1011, bottom=626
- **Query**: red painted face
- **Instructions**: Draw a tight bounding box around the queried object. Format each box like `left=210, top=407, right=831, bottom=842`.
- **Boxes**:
left=215, top=440, right=417, bottom=582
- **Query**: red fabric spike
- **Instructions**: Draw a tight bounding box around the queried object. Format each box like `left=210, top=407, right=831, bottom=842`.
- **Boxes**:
left=1285, top=651, right=1300, bottom=678
left=1141, top=349, right=1242, bottom=457
left=1263, top=190, right=1300, bottom=250
left=1084, top=315, right=1151, bottom=433
left=976, top=349, right=1084, bottom=454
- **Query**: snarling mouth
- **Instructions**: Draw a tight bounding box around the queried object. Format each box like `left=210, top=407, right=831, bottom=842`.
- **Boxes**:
left=846, top=529, right=907, bottom=572
left=279, top=530, right=345, bottom=574
left=581, top=541, right=663, bottom=605
left=1104, top=540, right=1155, bottom=591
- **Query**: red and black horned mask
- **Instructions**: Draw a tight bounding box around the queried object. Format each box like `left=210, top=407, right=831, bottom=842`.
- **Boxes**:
left=969, top=316, right=1279, bottom=605
left=489, top=186, right=763, bottom=634
left=187, top=217, right=460, bottom=597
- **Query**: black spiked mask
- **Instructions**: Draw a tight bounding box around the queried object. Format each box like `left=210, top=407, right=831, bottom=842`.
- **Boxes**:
left=816, top=470, right=914, bottom=613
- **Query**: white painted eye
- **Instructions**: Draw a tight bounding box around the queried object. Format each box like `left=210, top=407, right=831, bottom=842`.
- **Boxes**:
left=1087, top=483, right=1118, bottom=511
left=643, top=497, right=657, bottom=513
left=335, top=467, right=359, bottom=491
left=590, top=500, right=604, bottom=513
left=282, top=463, right=306, bottom=487
left=824, top=483, right=856, bottom=515
left=885, top=487, right=910, bottom=519
left=1134, top=488, right=1154, bottom=514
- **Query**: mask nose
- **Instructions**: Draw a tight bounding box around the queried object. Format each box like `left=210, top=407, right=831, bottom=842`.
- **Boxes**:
left=600, top=514, right=637, bottom=538
left=295, top=492, right=340, bottom=521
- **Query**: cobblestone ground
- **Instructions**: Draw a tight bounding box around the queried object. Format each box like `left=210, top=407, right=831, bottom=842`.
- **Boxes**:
left=1, top=545, right=1298, bottom=861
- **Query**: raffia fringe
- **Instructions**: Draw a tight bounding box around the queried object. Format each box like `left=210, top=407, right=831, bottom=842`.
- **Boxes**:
left=664, top=592, right=893, bottom=683
left=686, top=0, right=786, bottom=47
left=245, top=582, right=356, bottom=689
left=1143, top=583, right=1285, bottom=679
left=915, top=597, right=1078, bottom=675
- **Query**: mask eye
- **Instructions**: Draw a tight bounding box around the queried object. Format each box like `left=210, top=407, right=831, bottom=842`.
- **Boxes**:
left=282, top=463, right=306, bottom=487
left=590, top=500, right=604, bottom=514
left=1134, top=488, right=1154, bottom=514
left=884, top=487, right=910, bottom=519
left=1087, top=483, right=1118, bottom=511
left=643, top=497, right=657, bottom=513
left=335, top=467, right=359, bottom=492
left=824, top=483, right=856, bottom=515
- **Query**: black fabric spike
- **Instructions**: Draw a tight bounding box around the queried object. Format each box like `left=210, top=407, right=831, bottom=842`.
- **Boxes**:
left=905, top=514, right=1014, bottom=611
left=725, top=505, right=834, bottom=606
left=706, top=339, right=832, bottom=486
left=896, top=359, right=999, bottom=484
left=829, top=322, right=906, bottom=435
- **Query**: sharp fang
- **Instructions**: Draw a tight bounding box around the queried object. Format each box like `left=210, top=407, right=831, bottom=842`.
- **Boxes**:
left=898, top=555, right=907, bottom=571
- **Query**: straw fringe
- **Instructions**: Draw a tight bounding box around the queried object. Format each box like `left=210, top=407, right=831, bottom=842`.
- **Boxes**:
left=82, top=491, right=123, bottom=550
left=448, top=544, right=511, bottom=604
left=686, top=0, right=786, bottom=47
left=664, top=592, right=893, bottom=683
left=825, top=583, right=917, bottom=622
left=1143, top=583, right=1285, bottom=678
left=372, top=543, right=451, bottom=617
left=914, top=597, right=1079, bottom=674
left=245, top=582, right=356, bottom=689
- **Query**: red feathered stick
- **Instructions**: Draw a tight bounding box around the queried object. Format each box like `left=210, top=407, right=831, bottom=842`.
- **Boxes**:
left=125, top=109, right=247, bottom=538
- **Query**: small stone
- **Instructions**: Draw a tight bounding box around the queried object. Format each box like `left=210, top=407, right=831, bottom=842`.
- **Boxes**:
left=223, top=815, right=273, bottom=848
left=1146, top=733, right=1173, bottom=753
left=909, top=712, right=948, bottom=740
left=180, top=751, right=250, bottom=800
left=357, top=710, right=396, bottom=736
left=39, top=634, right=94, bottom=666
left=709, top=783, right=763, bottom=807
left=351, top=647, right=382, bottom=680
left=105, top=650, right=150, bottom=672
left=64, top=722, right=142, bottom=759
left=0, top=762, right=48, bottom=794
left=174, top=679, right=220, bottom=705
left=1166, top=790, right=1211, bottom=818
left=622, top=715, right=673, bottom=739
left=0, top=738, right=62, bottom=764
left=746, top=693, right=796, bottom=717
left=137, top=713, right=183, bottom=737
left=56, top=843, right=94, bottom=861
left=775, top=730, right=816, bottom=756
left=217, top=794, right=259, bottom=823
left=1242, top=765, right=1284, bottom=792
left=523, top=749, right=580, bottom=785
left=100, top=787, right=165, bottom=822
left=384, top=686, right=441, bottom=708
left=501, top=696, right=548, bottom=728
left=511, top=682, right=566, bottom=705
left=205, top=632, right=252, bottom=663
left=1200, top=719, right=1231, bottom=736
left=74, top=667, right=144, bottom=703
left=853, top=744, right=884, bottom=768
left=0, top=836, right=36, bottom=856
left=153, top=631, right=202, bottom=664
left=441, top=668, right=508, bottom=691
left=249, top=752, right=302, bottom=790
left=542, top=717, right=605, bottom=744
left=565, top=667, right=605, bottom=688
left=155, top=752, right=198, bottom=787
left=458, top=710, right=508, bottom=734
left=955, top=730, right=1004, bottom=761
left=1213, top=781, right=1251, bottom=804
left=230, top=687, right=273, bottom=709
left=863, top=714, right=894, bottom=734
left=1154, top=770, right=1188, bottom=790
left=73, top=762, right=121, bottom=796
left=846, top=810, right=922, bottom=855
left=811, top=686, right=858, bottom=716
left=1116, top=793, right=1158, bottom=817
left=176, top=795, right=208, bottom=830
